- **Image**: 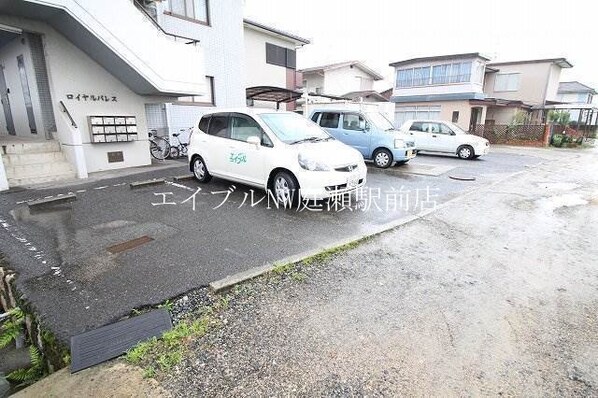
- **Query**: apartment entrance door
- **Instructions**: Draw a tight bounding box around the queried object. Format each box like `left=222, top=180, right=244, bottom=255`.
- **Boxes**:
left=0, top=64, right=15, bottom=135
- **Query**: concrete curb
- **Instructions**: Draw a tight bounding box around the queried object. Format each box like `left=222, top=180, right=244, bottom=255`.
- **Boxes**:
left=27, top=193, right=77, bottom=208
left=129, top=178, right=165, bottom=189
left=209, top=166, right=537, bottom=293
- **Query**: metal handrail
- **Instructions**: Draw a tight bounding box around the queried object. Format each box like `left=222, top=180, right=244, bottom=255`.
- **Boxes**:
left=133, top=0, right=200, bottom=44
left=59, top=101, right=77, bottom=128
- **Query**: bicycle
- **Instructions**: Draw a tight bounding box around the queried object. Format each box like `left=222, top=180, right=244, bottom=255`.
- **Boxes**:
left=168, top=128, right=191, bottom=159
left=148, top=129, right=170, bottom=160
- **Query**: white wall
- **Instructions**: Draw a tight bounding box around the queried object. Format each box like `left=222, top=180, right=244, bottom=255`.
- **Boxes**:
left=156, top=0, right=246, bottom=132
left=244, top=27, right=292, bottom=89
left=303, top=72, right=324, bottom=93
left=0, top=15, right=153, bottom=173
left=324, top=66, right=375, bottom=96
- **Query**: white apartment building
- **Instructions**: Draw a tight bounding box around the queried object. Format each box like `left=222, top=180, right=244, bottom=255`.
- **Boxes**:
left=0, top=0, right=246, bottom=191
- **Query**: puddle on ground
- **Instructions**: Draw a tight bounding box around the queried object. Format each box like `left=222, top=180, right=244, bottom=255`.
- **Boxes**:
left=536, top=194, right=589, bottom=212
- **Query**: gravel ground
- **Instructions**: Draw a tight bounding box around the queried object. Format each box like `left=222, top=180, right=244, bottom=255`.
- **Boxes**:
left=161, top=149, right=598, bottom=397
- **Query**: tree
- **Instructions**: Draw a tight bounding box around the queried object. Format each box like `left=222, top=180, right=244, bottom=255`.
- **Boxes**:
left=548, top=110, right=571, bottom=126
left=510, top=110, right=530, bottom=126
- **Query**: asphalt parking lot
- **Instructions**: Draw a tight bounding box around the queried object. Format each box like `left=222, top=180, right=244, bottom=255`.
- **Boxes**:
left=0, top=148, right=550, bottom=340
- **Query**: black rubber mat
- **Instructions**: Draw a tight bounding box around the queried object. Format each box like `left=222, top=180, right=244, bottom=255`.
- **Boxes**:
left=70, top=309, right=172, bottom=373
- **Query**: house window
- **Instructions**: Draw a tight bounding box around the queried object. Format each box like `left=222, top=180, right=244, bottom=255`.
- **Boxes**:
left=395, top=105, right=441, bottom=127
left=397, top=62, right=472, bottom=88
left=432, top=64, right=450, bottom=84
left=494, top=73, right=520, bottom=92
left=266, top=43, right=296, bottom=69
left=166, top=0, right=209, bottom=24
left=177, top=76, right=215, bottom=105
left=412, top=67, right=430, bottom=86
left=396, top=68, right=413, bottom=88
left=452, top=111, right=459, bottom=123
left=356, top=76, right=373, bottom=90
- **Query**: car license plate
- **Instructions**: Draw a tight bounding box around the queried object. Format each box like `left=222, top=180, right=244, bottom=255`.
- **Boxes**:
left=408, top=150, right=415, bottom=157
left=347, top=176, right=359, bottom=188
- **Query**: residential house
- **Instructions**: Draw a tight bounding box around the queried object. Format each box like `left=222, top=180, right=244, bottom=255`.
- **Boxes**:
left=243, top=19, right=310, bottom=111
left=300, top=61, right=384, bottom=97
left=482, top=58, right=572, bottom=125
left=389, top=53, right=489, bottom=131
left=0, top=0, right=243, bottom=190
left=389, top=53, right=574, bottom=131
left=555, top=81, right=597, bottom=126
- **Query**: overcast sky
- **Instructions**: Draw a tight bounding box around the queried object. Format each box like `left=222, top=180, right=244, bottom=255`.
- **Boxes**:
left=244, top=0, right=598, bottom=91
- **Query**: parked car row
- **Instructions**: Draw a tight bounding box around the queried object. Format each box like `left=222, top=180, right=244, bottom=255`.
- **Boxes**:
left=187, top=108, right=490, bottom=204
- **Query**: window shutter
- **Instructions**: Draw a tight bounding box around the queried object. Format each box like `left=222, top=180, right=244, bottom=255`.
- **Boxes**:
left=286, top=49, right=296, bottom=69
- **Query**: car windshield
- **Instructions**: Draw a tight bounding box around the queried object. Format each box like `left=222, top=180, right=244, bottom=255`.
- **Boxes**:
left=366, top=112, right=395, bottom=131
left=260, top=113, right=331, bottom=144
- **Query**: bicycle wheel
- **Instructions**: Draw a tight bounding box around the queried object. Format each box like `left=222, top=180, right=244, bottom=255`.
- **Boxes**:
left=150, top=137, right=170, bottom=160
left=169, top=146, right=180, bottom=159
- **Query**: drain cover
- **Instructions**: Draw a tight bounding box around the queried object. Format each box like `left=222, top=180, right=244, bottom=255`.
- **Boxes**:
left=70, top=309, right=172, bottom=373
left=107, top=235, right=154, bottom=254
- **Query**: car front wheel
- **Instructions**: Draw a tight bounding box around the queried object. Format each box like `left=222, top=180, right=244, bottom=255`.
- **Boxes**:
left=457, top=145, right=475, bottom=160
left=373, top=148, right=393, bottom=168
left=272, top=171, right=299, bottom=206
left=192, top=156, right=212, bottom=183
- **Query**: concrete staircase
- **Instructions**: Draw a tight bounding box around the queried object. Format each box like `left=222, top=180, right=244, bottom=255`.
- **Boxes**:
left=1, top=140, right=77, bottom=187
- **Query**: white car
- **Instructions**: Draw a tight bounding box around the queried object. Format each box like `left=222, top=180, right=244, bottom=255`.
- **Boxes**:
left=400, top=120, right=490, bottom=159
left=187, top=108, right=367, bottom=203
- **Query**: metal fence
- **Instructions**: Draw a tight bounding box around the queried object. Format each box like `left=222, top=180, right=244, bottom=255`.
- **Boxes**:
left=471, top=124, right=545, bottom=144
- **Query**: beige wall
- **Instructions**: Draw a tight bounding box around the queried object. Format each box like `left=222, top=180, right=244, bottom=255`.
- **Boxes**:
left=394, top=100, right=486, bottom=131
left=484, top=62, right=563, bottom=105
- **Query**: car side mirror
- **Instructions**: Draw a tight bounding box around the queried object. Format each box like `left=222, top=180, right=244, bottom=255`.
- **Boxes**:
left=247, top=136, right=261, bottom=148
left=363, top=122, right=370, bottom=132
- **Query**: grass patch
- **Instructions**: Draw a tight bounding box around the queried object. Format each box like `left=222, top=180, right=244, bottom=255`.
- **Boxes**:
left=301, top=240, right=364, bottom=266
left=125, top=316, right=214, bottom=375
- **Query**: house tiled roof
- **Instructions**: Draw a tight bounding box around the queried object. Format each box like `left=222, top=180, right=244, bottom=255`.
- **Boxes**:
left=379, top=88, right=393, bottom=100
left=243, top=19, right=310, bottom=45
left=558, top=81, right=596, bottom=94
left=389, top=53, right=490, bottom=67
left=299, top=61, right=384, bottom=80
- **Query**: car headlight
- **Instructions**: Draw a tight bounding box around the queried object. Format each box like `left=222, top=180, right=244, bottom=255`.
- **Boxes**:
left=298, top=153, right=331, bottom=171
left=394, top=139, right=405, bottom=149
